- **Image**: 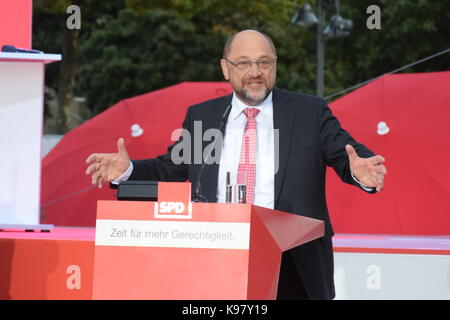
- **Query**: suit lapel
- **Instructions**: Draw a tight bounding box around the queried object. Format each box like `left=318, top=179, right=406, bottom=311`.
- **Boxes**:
left=201, top=94, right=232, bottom=203
left=272, top=88, right=295, bottom=205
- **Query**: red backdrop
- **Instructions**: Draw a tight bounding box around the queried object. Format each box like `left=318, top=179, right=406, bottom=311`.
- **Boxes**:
left=327, top=72, right=450, bottom=235
left=42, top=73, right=450, bottom=236
left=0, top=0, right=32, bottom=49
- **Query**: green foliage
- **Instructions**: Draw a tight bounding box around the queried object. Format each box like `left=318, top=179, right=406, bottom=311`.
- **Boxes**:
left=33, top=0, right=450, bottom=128
left=324, top=0, right=450, bottom=98
left=75, top=0, right=313, bottom=113
left=77, top=8, right=227, bottom=113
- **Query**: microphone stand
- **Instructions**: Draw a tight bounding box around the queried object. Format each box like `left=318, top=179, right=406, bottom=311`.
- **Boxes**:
left=191, top=104, right=232, bottom=202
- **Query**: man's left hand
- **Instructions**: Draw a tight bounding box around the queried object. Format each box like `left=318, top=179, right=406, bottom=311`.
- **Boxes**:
left=346, top=144, right=387, bottom=192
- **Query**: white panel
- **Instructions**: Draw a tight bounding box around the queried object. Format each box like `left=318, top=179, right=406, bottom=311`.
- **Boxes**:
left=95, top=219, right=250, bottom=250
left=0, top=52, right=61, bottom=64
left=0, top=61, right=44, bottom=225
left=334, top=252, right=450, bottom=300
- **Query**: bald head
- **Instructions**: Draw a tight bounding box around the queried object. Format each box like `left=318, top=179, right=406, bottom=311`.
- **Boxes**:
left=222, top=30, right=277, bottom=59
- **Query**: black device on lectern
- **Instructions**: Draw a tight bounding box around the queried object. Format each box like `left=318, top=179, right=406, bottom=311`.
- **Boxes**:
left=114, top=181, right=158, bottom=201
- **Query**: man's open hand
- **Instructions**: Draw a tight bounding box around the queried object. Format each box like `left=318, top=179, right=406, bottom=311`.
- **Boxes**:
left=85, top=138, right=131, bottom=188
left=346, top=144, right=387, bottom=192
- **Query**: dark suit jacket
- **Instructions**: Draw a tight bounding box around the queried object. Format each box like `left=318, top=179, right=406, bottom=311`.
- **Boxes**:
left=129, top=87, right=376, bottom=299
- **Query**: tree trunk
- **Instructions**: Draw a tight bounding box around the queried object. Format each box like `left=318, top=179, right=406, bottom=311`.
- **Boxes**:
left=56, top=27, right=79, bottom=134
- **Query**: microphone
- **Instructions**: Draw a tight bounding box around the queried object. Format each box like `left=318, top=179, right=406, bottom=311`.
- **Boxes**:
left=191, top=104, right=232, bottom=202
left=1, top=45, right=43, bottom=54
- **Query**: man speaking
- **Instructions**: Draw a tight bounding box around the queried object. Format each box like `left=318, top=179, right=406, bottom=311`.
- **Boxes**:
left=86, top=29, right=387, bottom=300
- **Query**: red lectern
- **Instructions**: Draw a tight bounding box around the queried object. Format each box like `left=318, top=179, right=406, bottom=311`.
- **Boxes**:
left=93, top=183, right=323, bottom=300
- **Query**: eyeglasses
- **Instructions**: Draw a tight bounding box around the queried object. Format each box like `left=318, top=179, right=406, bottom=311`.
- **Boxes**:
left=223, top=57, right=276, bottom=71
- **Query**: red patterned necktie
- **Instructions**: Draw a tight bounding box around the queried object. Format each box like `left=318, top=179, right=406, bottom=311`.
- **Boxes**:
left=237, top=108, right=260, bottom=204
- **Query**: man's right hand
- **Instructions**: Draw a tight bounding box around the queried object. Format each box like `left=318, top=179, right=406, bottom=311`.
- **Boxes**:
left=85, top=138, right=131, bottom=188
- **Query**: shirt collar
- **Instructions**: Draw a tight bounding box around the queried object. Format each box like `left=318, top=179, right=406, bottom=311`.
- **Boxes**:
left=230, top=91, right=273, bottom=121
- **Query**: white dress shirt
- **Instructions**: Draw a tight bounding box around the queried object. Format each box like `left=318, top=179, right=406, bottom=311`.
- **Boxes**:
left=216, top=92, right=275, bottom=209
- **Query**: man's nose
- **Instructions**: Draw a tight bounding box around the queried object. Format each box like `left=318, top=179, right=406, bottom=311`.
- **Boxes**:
left=247, top=62, right=262, bottom=77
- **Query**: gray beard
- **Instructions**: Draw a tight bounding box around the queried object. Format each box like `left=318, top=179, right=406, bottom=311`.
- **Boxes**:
left=236, top=87, right=272, bottom=106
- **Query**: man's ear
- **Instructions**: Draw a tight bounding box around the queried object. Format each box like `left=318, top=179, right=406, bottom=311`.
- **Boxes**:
left=220, top=59, right=230, bottom=80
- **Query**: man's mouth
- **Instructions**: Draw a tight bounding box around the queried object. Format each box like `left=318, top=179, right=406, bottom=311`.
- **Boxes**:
left=245, top=80, right=265, bottom=89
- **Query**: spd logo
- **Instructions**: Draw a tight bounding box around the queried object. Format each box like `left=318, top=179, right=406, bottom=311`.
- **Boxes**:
left=158, top=201, right=185, bottom=214
left=154, top=182, right=192, bottom=219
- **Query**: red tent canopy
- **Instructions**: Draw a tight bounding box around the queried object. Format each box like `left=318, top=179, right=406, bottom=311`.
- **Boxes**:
left=42, top=73, right=450, bottom=235
left=327, top=71, right=450, bottom=235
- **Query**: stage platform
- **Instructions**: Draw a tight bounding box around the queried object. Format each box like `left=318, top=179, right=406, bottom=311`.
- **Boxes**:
left=0, top=228, right=449, bottom=299
left=333, top=234, right=450, bottom=299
